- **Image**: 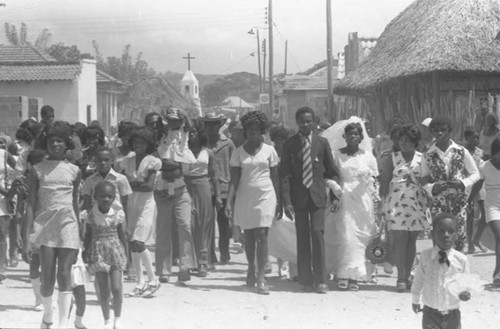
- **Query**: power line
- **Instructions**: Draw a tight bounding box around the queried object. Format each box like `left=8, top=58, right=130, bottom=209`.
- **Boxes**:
left=218, top=53, right=254, bottom=75
left=272, top=21, right=302, bottom=72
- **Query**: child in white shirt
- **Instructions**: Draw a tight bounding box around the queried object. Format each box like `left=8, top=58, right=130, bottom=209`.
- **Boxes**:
left=411, top=213, right=471, bottom=329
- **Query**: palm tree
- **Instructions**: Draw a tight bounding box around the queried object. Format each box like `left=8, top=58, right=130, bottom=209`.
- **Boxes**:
left=4, top=22, right=51, bottom=49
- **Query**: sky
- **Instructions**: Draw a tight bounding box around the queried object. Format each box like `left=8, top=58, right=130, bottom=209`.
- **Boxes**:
left=0, top=0, right=415, bottom=75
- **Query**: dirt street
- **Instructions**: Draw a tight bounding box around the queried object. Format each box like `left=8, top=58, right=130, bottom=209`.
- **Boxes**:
left=1, top=239, right=499, bottom=329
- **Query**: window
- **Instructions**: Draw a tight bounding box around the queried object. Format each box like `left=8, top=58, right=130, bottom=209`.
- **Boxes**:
left=185, top=85, right=190, bottom=93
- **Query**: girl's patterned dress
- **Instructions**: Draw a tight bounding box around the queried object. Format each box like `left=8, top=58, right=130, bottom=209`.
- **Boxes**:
left=88, top=203, right=127, bottom=273
left=424, top=147, right=469, bottom=251
left=385, top=151, right=429, bottom=231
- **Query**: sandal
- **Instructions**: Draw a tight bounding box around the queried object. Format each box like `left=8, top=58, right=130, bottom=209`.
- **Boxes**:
left=348, top=280, right=359, bottom=291
left=74, top=323, right=88, bottom=329
left=256, top=281, right=270, bottom=295
left=41, top=319, right=53, bottom=329
left=125, top=284, right=146, bottom=297
left=396, top=280, right=407, bottom=292
left=142, top=281, right=161, bottom=298
left=493, top=273, right=500, bottom=287
left=337, top=278, right=348, bottom=290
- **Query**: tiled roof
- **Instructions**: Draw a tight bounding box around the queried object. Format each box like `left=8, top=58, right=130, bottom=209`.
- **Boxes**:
left=282, top=75, right=327, bottom=91
left=96, top=69, right=124, bottom=85
left=0, top=64, right=81, bottom=81
left=282, top=66, right=340, bottom=91
left=0, top=45, right=57, bottom=64
left=221, top=96, right=253, bottom=108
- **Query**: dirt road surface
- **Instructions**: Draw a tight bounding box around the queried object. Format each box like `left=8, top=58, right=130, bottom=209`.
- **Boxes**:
left=1, top=239, right=499, bottom=329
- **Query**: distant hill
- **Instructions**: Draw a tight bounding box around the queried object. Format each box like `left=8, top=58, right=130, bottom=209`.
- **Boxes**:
left=163, top=71, right=261, bottom=107
left=201, top=71, right=261, bottom=107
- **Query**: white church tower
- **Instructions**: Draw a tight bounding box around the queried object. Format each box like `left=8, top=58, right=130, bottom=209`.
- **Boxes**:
left=181, top=53, right=202, bottom=116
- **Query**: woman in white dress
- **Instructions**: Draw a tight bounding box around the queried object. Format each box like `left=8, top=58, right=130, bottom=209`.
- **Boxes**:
left=478, top=138, right=500, bottom=286
left=324, top=119, right=378, bottom=291
left=226, top=111, right=279, bottom=295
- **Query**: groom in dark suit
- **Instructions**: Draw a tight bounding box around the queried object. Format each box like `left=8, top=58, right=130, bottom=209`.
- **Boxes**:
left=281, top=106, right=338, bottom=293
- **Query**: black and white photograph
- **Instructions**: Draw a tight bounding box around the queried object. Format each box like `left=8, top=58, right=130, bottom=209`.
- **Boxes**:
left=0, top=0, right=499, bottom=328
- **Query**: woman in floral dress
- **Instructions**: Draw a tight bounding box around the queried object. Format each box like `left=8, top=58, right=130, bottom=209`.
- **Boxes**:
left=420, top=116, right=480, bottom=252
left=380, top=125, right=428, bottom=292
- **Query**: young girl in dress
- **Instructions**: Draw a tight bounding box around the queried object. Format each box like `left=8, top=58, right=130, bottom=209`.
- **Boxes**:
left=22, top=121, right=82, bottom=329
left=117, top=127, right=161, bottom=297
left=84, top=181, right=127, bottom=329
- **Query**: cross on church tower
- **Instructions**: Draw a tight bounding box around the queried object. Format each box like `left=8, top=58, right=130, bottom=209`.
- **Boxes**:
left=182, top=52, right=196, bottom=70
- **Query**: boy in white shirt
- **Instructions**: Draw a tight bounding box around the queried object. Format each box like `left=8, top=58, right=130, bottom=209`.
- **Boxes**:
left=411, top=213, right=471, bottom=329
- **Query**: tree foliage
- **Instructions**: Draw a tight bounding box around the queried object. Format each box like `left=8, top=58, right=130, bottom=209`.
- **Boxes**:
left=92, top=42, right=195, bottom=122
left=1, top=22, right=200, bottom=122
left=202, top=72, right=260, bottom=107
left=4, top=22, right=19, bottom=45
left=35, top=28, right=52, bottom=50
left=4, top=22, right=52, bottom=48
left=46, top=43, right=94, bottom=62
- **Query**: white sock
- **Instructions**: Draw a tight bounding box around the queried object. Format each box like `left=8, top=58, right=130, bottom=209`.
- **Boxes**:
left=31, top=278, right=42, bottom=305
left=131, top=253, right=144, bottom=286
left=75, top=315, right=84, bottom=327
left=41, top=295, right=53, bottom=323
left=57, top=291, right=73, bottom=329
left=114, top=317, right=121, bottom=326
left=139, top=249, right=156, bottom=283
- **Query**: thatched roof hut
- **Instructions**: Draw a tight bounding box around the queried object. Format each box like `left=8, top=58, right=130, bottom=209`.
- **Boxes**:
left=333, top=0, right=500, bottom=136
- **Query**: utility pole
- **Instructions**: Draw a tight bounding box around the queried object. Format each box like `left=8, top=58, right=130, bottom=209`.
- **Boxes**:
left=262, top=39, right=267, bottom=94
left=257, top=30, right=263, bottom=94
left=326, top=0, right=334, bottom=122
left=284, top=40, right=288, bottom=76
left=268, top=0, right=274, bottom=118
left=262, top=39, right=267, bottom=114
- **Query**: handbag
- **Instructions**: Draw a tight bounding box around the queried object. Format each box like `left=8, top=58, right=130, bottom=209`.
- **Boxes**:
left=365, top=220, right=391, bottom=264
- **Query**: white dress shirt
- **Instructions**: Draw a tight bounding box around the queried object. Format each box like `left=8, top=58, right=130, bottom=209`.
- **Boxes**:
left=420, top=140, right=480, bottom=196
left=411, top=246, right=470, bottom=311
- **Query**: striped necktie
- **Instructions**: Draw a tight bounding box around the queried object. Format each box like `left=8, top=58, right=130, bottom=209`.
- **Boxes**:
left=302, top=135, right=313, bottom=188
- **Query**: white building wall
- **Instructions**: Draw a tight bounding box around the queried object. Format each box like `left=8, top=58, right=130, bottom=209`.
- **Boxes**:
left=77, top=59, right=97, bottom=124
left=0, top=80, right=79, bottom=122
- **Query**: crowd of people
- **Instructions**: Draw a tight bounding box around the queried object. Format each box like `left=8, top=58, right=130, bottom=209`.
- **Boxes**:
left=0, top=104, right=499, bottom=329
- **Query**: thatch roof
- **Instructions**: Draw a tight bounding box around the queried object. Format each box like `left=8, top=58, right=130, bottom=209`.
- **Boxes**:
left=335, top=0, right=500, bottom=93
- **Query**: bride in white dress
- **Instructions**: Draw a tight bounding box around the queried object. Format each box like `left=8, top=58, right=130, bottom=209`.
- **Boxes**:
left=322, top=117, right=378, bottom=291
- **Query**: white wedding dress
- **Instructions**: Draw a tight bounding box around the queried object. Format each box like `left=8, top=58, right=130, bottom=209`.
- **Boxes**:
left=322, top=117, right=378, bottom=281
